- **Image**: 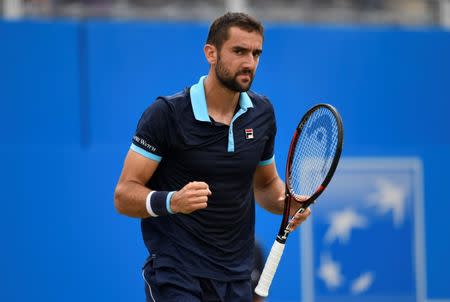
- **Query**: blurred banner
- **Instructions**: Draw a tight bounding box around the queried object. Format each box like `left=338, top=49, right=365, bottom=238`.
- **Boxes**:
left=2, top=0, right=449, bottom=27
left=301, top=158, right=425, bottom=302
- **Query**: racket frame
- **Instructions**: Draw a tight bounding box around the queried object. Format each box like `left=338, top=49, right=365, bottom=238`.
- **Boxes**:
left=277, top=103, right=343, bottom=243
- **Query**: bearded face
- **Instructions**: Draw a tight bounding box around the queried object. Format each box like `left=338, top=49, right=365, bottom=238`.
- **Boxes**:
left=215, top=53, right=255, bottom=92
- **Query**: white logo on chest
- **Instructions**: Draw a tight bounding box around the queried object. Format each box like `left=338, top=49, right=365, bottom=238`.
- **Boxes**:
left=245, top=128, right=254, bottom=140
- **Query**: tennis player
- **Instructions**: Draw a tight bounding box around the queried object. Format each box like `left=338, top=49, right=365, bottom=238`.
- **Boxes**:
left=114, top=12, right=311, bottom=302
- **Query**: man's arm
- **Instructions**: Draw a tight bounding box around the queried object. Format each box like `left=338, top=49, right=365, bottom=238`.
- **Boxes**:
left=114, top=150, right=159, bottom=218
left=114, top=150, right=212, bottom=218
left=253, top=162, right=285, bottom=214
left=253, top=161, right=311, bottom=230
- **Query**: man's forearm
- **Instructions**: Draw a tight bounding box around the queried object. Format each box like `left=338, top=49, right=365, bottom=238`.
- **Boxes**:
left=114, top=181, right=151, bottom=218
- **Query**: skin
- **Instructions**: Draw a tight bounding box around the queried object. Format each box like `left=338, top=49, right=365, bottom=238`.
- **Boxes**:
left=114, top=26, right=310, bottom=231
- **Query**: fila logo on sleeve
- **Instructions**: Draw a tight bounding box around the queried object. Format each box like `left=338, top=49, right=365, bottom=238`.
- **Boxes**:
left=245, top=128, right=254, bottom=140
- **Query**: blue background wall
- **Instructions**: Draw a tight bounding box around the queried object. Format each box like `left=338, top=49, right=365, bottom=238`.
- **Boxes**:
left=0, top=19, right=449, bottom=301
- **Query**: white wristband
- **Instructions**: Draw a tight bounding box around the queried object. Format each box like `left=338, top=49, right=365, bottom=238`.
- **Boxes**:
left=146, top=191, right=158, bottom=217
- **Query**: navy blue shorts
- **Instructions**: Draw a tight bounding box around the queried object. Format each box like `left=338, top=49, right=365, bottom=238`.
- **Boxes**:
left=142, top=256, right=252, bottom=302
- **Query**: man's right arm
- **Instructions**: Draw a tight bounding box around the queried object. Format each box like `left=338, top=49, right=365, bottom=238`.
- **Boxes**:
left=114, top=150, right=212, bottom=218
left=114, top=150, right=159, bottom=218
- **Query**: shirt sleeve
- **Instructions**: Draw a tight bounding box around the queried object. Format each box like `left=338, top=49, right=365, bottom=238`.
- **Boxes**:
left=258, top=103, right=277, bottom=166
left=130, top=98, right=172, bottom=162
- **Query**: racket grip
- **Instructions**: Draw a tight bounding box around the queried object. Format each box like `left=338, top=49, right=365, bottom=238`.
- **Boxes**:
left=254, top=240, right=286, bottom=297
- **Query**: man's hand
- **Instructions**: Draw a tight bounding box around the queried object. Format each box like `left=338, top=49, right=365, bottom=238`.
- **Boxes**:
left=288, top=195, right=311, bottom=231
left=170, top=181, right=212, bottom=214
left=288, top=207, right=311, bottom=231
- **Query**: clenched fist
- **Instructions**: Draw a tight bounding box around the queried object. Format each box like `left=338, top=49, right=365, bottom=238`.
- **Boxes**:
left=170, top=181, right=212, bottom=214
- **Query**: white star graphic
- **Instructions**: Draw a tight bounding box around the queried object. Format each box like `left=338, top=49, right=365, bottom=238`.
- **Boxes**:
left=367, top=178, right=407, bottom=227
left=351, top=271, right=375, bottom=294
left=324, top=208, right=368, bottom=244
left=317, top=253, right=344, bottom=289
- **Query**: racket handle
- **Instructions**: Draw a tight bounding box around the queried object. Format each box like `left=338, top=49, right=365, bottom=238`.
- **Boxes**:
left=254, top=240, right=286, bottom=297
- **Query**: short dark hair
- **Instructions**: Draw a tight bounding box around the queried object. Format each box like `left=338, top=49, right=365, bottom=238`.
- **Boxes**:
left=206, top=12, right=264, bottom=50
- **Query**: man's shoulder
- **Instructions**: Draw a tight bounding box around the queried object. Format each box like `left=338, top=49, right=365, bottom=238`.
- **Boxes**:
left=158, top=87, right=190, bottom=103
left=138, top=88, right=190, bottom=124
left=145, top=88, right=190, bottom=114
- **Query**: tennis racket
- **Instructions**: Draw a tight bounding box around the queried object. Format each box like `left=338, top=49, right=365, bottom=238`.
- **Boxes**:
left=254, top=103, right=344, bottom=297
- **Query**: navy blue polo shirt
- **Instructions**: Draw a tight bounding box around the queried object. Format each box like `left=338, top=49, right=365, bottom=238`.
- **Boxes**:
left=131, top=76, right=276, bottom=281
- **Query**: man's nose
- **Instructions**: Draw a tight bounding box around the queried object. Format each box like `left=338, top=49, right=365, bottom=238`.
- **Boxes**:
left=242, top=53, right=257, bottom=68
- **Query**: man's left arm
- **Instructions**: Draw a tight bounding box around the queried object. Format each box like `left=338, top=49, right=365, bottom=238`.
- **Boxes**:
left=253, top=161, right=311, bottom=230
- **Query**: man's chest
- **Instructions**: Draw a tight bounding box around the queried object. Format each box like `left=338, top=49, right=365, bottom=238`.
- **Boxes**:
left=169, top=120, right=270, bottom=179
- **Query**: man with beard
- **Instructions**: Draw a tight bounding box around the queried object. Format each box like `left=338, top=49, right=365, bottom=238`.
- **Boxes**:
left=114, top=12, right=311, bottom=301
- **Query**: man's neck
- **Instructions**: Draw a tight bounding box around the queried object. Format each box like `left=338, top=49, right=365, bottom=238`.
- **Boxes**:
left=203, top=74, right=240, bottom=125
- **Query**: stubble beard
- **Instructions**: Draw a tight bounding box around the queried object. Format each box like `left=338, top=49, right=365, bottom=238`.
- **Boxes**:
left=215, top=55, right=254, bottom=93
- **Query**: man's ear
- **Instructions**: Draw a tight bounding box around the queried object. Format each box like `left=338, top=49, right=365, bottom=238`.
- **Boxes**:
left=204, top=44, right=218, bottom=65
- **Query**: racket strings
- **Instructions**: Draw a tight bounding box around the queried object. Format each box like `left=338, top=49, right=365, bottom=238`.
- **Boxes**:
left=289, top=107, right=339, bottom=199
